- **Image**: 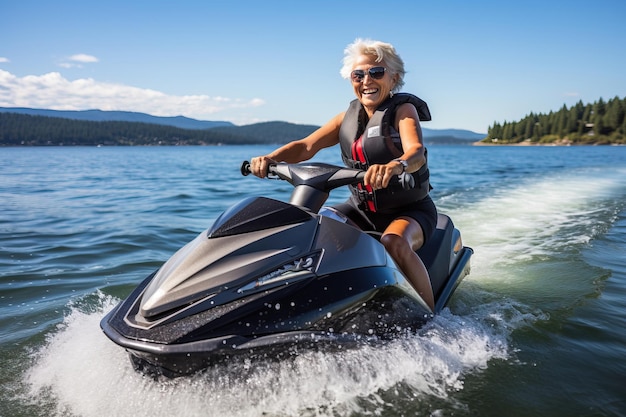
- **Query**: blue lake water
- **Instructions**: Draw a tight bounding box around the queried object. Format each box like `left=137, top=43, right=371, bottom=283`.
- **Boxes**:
left=1, top=145, right=625, bottom=416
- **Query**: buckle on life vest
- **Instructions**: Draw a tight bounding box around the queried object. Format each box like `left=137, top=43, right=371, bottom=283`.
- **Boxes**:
left=352, top=187, right=374, bottom=211
left=356, top=188, right=373, bottom=201
left=348, top=159, right=366, bottom=171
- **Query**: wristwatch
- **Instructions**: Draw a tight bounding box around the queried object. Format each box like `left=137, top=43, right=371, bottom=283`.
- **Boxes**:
left=395, top=158, right=408, bottom=173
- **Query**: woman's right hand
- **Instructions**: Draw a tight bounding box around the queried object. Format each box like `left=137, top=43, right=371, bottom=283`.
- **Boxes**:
left=249, top=156, right=276, bottom=178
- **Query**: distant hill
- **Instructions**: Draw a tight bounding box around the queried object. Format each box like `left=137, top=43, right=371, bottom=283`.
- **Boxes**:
left=0, top=107, right=485, bottom=146
left=0, top=107, right=234, bottom=130
left=423, top=128, right=485, bottom=141
left=208, top=121, right=320, bottom=143
left=0, top=112, right=318, bottom=146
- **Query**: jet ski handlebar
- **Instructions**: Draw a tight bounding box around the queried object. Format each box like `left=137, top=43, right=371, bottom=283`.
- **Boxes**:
left=241, top=160, right=414, bottom=192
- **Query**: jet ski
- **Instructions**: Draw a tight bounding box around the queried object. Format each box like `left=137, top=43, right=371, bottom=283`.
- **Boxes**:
left=100, top=161, right=473, bottom=377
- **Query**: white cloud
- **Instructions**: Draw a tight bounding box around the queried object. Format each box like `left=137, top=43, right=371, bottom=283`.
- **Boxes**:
left=0, top=57, right=9, bottom=63
left=69, top=54, right=99, bottom=63
left=0, top=69, right=265, bottom=120
left=58, top=53, right=99, bottom=68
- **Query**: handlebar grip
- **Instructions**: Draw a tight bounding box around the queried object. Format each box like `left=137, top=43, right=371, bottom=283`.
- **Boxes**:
left=241, top=161, right=251, bottom=176
left=241, top=160, right=277, bottom=177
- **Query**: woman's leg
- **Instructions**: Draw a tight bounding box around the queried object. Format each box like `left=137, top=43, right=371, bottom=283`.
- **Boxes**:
left=380, top=216, right=435, bottom=311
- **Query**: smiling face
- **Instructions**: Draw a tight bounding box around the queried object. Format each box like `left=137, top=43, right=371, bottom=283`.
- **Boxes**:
left=351, top=54, right=398, bottom=116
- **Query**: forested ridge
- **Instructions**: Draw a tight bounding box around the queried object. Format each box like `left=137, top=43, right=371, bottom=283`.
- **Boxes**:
left=0, top=113, right=319, bottom=146
left=482, top=96, right=625, bottom=145
left=0, top=111, right=481, bottom=146
left=6, top=97, right=623, bottom=147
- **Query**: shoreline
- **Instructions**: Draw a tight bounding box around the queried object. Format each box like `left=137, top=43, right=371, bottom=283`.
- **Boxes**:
left=473, top=140, right=624, bottom=147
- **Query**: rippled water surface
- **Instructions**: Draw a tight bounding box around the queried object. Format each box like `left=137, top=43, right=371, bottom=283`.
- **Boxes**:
left=1, top=145, right=625, bottom=416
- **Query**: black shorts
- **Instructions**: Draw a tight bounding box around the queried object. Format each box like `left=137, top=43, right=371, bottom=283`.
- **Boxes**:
left=332, top=195, right=438, bottom=244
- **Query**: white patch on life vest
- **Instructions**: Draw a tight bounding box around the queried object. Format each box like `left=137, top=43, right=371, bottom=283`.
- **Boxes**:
left=367, top=126, right=380, bottom=138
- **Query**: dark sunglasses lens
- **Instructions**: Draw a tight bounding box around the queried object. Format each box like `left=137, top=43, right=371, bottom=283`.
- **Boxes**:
left=351, top=70, right=365, bottom=81
left=369, top=67, right=385, bottom=79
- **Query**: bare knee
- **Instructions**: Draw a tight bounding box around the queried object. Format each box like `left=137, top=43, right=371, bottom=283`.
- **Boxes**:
left=380, top=233, right=411, bottom=259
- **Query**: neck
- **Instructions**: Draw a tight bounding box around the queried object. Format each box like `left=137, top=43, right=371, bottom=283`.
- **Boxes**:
left=362, top=105, right=376, bottom=119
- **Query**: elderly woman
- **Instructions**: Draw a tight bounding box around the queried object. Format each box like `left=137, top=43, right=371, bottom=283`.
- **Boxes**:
left=250, top=38, right=437, bottom=310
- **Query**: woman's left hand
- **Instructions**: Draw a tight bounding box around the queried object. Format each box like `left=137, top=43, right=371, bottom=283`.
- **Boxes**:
left=364, top=161, right=404, bottom=190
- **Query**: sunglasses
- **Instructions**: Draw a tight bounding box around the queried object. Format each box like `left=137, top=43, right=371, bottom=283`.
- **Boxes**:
left=350, top=66, right=386, bottom=82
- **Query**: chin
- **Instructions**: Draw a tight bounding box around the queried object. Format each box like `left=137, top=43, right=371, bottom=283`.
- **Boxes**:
left=360, top=95, right=381, bottom=106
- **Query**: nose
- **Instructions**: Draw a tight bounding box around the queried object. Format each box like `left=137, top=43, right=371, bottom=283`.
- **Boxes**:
left=362, top=73, right=375, bottom=83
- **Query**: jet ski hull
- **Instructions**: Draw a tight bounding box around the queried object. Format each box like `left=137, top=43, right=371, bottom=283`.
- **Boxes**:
left=101, top=264, right=436, bottom=376
left=100, top=163, right=473, bottom=377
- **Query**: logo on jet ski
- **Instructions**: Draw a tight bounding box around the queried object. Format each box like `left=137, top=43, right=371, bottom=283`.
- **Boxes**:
left=238, top=253, right=321, bottom=293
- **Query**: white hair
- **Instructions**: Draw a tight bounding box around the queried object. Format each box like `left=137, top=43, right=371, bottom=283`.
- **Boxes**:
left=339, top=38, right=406, bottom=92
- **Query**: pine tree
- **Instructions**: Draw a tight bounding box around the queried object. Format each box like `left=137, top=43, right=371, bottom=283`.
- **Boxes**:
left=605, top=96, right=624, bottom=131
left=483, top=96, right=623, bottom=143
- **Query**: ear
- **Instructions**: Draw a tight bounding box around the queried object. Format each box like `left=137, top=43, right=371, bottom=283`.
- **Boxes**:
left=392, top=74, right=400, bottom=91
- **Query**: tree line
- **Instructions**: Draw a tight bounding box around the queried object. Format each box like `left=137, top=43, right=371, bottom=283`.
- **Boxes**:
left=0, top=113, right=318, bottom=146
left=483, top=96, right=625, bottom=145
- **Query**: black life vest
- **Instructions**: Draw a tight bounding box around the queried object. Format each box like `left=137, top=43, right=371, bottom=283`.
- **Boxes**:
left=339, top=93, right=432, bottom=213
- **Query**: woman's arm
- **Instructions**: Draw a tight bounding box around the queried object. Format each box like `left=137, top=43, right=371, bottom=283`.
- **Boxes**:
left=250, top=112, right=344, bottom=177
left=364, top=103, right=425, bottom=189
left=394, top=102, right=426, bottom=173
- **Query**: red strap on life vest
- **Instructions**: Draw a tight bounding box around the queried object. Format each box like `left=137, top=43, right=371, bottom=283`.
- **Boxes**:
left=351, top=136, right=376, bottom=212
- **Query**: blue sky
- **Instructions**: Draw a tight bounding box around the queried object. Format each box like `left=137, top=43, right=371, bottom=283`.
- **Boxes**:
left=1, top=0, right=625, bottom=133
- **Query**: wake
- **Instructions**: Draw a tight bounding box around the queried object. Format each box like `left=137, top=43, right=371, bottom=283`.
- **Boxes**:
left=24, top=292, right=512, bottom=417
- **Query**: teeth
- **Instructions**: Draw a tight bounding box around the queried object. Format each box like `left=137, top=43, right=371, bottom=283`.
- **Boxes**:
left=363, top=89, right=378, bottom=94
